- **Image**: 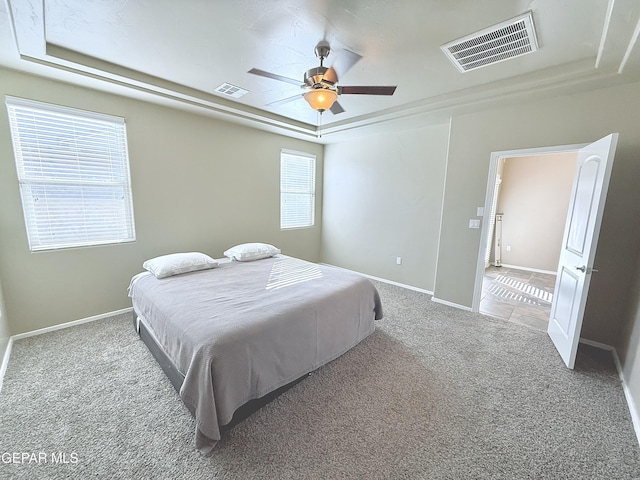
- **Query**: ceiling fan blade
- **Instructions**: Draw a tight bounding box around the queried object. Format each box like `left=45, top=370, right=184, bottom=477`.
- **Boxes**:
left=329, top=101, right=345, bottom=115
left=248, top=68, right=302, bottom=87
left=266, top=94, right=303, bottom=107
left=338, top=86, right=397, bottom=95
left=330, top=48, right=363, bottom=79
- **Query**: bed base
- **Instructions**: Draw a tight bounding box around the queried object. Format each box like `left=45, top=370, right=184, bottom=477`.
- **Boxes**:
left=132, top=311, right=308, bottom=432
left=133, top=311, right=185, bottom=394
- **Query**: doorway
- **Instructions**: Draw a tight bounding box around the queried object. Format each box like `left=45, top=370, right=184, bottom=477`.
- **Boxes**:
left=480, top=265, right=557, bottom=330
left=472, top=144, right=585, bottom=330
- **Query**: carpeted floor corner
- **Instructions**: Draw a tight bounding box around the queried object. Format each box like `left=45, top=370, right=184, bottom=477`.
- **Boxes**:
left=0, top=280, right=638, bottom=479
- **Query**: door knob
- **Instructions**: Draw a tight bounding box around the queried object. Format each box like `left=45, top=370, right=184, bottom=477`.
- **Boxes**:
left=575, top=265, right=599, bottom=273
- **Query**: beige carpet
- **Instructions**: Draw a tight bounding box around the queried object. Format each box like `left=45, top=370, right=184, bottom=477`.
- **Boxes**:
left=0, top=280, right=638, bottom=479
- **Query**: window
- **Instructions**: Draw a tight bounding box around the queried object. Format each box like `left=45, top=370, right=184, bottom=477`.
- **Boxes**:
left=280, top=150, right=316, bottom=229
left=5, top=96, right=136, bottom=251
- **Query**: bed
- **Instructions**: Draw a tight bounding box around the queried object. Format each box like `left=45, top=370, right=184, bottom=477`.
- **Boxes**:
left=128, top=248, right=383, bottom=453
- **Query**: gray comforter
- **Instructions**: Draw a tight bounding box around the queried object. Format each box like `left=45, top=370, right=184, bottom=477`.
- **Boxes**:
left=128, top=255, right=382, bottom=453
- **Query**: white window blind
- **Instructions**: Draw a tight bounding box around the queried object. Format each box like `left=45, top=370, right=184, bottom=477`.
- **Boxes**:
left=280, top=150, right=316, bottom=229
left=5, top=96, right=136, bottom=251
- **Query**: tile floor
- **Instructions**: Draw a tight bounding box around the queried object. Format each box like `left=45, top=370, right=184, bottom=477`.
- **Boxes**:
left=479, top=266, right=557, bottom=332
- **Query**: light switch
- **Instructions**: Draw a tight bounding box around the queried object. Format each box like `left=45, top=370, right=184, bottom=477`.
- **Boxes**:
left=469, top=219, right=481, bottom=229
left=477, top=207, right=484, bottom=217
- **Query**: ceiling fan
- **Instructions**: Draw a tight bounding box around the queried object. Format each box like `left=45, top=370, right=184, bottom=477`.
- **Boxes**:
left=248, top=42, right=397, bottom=115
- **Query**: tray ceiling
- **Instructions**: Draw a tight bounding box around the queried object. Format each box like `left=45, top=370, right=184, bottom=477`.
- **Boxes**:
left=1, top=0, right=639, bottom=142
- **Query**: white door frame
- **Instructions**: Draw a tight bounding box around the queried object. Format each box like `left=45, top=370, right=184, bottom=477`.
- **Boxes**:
left=471, top=143, right=587, bottom=313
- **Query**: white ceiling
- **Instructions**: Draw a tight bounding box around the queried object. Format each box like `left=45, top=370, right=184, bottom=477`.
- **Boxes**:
left=1, top=0, right=640, bottom=143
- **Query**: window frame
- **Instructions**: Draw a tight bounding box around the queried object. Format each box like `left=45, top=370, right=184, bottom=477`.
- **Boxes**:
left=5, top=96, right=136, bottom=252
left=280, top=149, right=316, bottom=230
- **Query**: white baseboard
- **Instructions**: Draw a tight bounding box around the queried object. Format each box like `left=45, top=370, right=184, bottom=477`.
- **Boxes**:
left=579, top=338, right=640, bottom=447
left=0, top=307, right=133, bottom=394
left=431, top=297, right=473, bottom=311
left=11, top=307, right=133, bottom=341
left=620, top=372, right=640, bottom=447
left=365, top=275, right=433, bottom=295
left=579, top=337, right=615, bottom=351
left=319, top=263, right=433, bottom=295
left=499, top=264, right=557, bottom=275
left=0, top=336, right=13, bottom=394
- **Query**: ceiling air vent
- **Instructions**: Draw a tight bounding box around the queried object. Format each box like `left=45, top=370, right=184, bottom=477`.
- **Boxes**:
left=441, top=11, right=538, bottom=73
left=214, top=83, right=249, bottom=98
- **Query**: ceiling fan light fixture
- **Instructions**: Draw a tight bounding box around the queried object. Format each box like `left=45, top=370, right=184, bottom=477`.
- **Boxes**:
left=303, top=88, right=338, bottom=112
left=248, top=42, right=395, bottom=116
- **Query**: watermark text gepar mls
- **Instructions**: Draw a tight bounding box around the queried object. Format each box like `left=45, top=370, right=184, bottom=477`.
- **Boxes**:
left=2, top=452, right=79, bottom=464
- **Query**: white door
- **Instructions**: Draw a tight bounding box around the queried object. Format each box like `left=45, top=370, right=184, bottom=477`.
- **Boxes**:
left=548, top=133, right=618, bottom=368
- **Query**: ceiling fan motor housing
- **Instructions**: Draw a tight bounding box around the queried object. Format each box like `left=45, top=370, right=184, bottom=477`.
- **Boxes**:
left=304, top=66, right=335, bottom=88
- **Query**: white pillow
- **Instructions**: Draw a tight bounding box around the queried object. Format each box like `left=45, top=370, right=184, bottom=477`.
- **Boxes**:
left=223, top=242, right=281, bottom=262
left=143, top=252, right=218, bottom=278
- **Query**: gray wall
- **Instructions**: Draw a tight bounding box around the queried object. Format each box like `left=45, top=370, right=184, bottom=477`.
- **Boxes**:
left=0, top=67, right=323, bottom=335
left=497, top=153, right=575, bottom=272
left=321, top=124, right=449, bottom=292
left=431, top=80, right=640, bottom=422
left=322, top=80, right=640, bottom=425
left=620, top=252, right=640, bottom=412
left=434, top=81, right=640, bottom=345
